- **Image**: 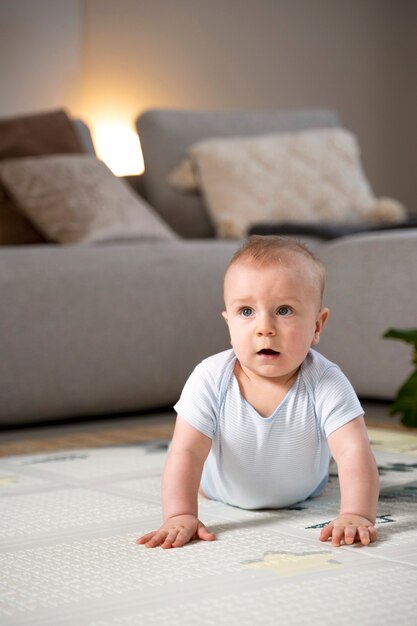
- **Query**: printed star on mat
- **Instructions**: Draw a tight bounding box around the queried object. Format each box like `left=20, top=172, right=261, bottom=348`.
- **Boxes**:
left=241, top=552, right=341, bottom=576
left=0, top=476, right=19, bottom=487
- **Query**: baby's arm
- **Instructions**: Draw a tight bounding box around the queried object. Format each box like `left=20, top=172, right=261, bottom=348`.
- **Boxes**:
left=136, top=415, right=216, bottom=549
left=320, top=415, right=379, bottom=547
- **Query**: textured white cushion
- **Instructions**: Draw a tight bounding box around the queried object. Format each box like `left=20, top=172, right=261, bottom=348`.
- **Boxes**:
left=0, top=155, right=177, bottom=244
left=169, top=128, right=406, bottom=238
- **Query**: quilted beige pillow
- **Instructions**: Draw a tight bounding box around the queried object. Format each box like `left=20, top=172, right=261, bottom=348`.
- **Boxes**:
left=0, top=155, right=177, bottom=244
left=169, top=128, right=406, bottom=238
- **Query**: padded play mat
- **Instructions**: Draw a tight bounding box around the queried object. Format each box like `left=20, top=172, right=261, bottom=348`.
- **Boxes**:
left=1, top=427, right=417, bottom=625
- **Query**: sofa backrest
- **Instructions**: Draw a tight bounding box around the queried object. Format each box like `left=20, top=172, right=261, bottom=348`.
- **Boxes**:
left=73, top=119, right=96, bottom=155
left=136, top=108, right=341, bottom=238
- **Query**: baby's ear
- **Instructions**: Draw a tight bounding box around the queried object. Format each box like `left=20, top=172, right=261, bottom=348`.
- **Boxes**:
left=312, top=308, right=330, bottom=345
left=222, top=311, right=228, bottom=324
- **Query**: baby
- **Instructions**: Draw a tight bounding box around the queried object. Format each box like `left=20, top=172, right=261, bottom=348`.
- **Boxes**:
left=137, top=235, right=379, bottom=549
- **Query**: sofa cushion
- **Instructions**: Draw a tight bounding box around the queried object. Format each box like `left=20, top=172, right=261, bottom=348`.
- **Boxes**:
left=136, top=108, right=341, bottom=238
left=0, top=109, right=87, bottom=245
left=169, top=128, right=406, bottom=239
left=0, top=155, right=178, bottom=244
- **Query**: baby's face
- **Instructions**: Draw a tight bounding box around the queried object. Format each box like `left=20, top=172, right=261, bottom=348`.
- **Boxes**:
left=222, top=259, right=329, bottom=384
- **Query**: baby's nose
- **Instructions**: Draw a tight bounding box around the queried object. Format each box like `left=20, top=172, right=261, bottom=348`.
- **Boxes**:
left=256, top=328, right=276, bottom=336
left=256, top=317, right=276, bottom=336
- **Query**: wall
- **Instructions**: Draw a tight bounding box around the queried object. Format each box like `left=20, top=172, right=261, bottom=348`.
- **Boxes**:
left=409, top=2, right=417, bottom=211
left=82, top=0, right=417, bottom=210
left=0, top=0, right=416, bottom=211
left=0, top=0, right=83, bottom=117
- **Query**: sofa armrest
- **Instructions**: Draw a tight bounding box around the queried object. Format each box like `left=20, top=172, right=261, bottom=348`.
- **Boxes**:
left=317, top=229, right=417, bottom=399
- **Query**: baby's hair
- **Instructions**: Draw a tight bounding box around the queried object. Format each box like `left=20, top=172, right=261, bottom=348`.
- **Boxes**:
left=226, top=235, right=326, bottom=303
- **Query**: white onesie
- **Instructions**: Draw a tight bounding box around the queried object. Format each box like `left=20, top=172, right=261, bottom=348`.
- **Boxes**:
left=174, top=348, right=363, bottom=510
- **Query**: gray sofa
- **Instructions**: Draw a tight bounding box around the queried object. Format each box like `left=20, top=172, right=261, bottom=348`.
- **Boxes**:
left=1, top=108, right=416, bottom=426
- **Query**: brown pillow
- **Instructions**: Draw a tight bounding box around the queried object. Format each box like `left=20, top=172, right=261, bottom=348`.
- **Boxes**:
left=0, top=109, right=84, bottom=159
left=0, top=109, right=85, bottom=245
left=0, top=195, right=46, bottom=245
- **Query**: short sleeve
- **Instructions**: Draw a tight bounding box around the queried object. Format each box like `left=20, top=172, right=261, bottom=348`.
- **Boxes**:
left=315, top=366, right=364, bottom=438
left=173, top=362, right=219, bottom=439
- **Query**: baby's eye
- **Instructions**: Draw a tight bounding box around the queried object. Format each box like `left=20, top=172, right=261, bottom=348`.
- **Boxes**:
left=240, top=307, right=253, bottom=318
left=277, top=306, right=292, bottom=316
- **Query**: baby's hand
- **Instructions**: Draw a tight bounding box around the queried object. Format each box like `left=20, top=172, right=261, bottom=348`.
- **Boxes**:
left=319, top=514, right=378, bottom=547
left=136, top=514, right=216, bottom=549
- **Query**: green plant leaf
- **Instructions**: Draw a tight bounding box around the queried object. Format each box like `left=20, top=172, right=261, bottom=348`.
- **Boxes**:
left=389, top=370, right=417, bottom=427
left=384, top=328, right=417, bottom=367
left=384, top=328, right=417, bottom=348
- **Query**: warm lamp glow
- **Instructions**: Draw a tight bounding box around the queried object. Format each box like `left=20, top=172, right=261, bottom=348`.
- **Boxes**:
left=92, top=121, right=145, bottom=176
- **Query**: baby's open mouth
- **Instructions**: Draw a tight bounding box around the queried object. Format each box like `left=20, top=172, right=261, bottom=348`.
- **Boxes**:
left=257, top=349, right=280, bottom=356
